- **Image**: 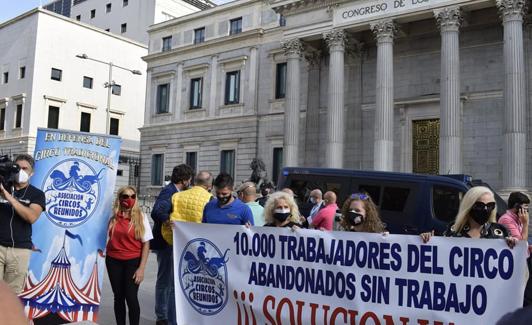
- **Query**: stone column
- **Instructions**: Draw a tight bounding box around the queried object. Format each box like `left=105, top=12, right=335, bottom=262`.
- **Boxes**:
left=497, top=0, right=527, bottom=191
left=435, top=6, right=463, bottom=174
left=175, top=63, right=183, bottom=121
left=208, top=55, right=218, bottom=117
left=304, top=50, right=322, bottom=166
left=324, top=29, right=347, bottom=168
left=144, top=69, right=152, bottom=125
left=371, top=20, right=396, bottom=171
left=281, top=39, right=303, bottom=167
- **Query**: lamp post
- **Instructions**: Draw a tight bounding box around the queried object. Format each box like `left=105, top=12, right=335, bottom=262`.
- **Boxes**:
left=75, top=53, right=142, bottom=134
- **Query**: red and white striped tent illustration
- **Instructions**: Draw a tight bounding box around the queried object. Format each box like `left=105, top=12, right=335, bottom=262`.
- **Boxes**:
left=19, top=234, right=101, bottom=323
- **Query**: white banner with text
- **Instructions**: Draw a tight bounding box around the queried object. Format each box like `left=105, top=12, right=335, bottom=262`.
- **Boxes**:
left=173, top=222, right=526, bottom=325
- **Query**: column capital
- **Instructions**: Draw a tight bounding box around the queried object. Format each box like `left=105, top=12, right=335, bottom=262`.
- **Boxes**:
left=370, top=19, right=397, bottom=43
left=304, top=49, right=322, bottom=68
left=496, top=0, right=528, bottom=22
left=323, top=29, right=346, bottom=51
left=281, top=38, right=304, bottom=58
left=434, top=6, right=463, bottom=31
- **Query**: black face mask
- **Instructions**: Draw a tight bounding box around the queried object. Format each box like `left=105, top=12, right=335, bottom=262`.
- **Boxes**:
left=346, top=210, right=364, bottom=226
left=273, top=209, right=291, bottom=222
left=217, top=195, right=231, bottom=206
left=470, top=202, right=495, bottom=225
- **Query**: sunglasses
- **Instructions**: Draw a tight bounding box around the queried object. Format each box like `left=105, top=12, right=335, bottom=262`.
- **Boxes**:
left=472, top=201, right=496, bottom=210
left=120, top=194, right=137, bottom=200
left=350, top=193, right=369, bottom=200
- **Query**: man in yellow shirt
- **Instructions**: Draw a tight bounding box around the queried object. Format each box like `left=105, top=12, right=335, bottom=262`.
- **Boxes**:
left=162, top=171, right=213, bottom=245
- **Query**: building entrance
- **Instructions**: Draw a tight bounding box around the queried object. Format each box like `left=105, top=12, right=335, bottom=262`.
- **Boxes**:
left=412, top=119, right=440, bottom=175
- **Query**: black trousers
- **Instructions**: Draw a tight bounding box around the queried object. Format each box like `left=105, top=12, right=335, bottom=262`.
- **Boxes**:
left=105, top=256, right=141, bottom=325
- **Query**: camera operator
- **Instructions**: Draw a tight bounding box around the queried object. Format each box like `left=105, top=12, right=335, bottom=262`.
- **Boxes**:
left=0, top=154, right=45, bottom=294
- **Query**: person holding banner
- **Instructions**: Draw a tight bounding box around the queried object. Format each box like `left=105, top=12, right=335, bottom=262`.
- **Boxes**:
left=151, top=164, right=193, bottom=325
left=340, top=193, right=386, bottom=233
left=420, top=186, right=516, bottom=246
left=0, top=154, right=45, bottom=294
left=263, top=191, right=302, bottom=228
left=202, top=172, right=254, bottom=225
left=106, top=186, right=153, bottom=325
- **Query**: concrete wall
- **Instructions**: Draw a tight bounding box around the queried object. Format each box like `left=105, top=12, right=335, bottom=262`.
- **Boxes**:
left=0, top=12, right=39, bottom=145
left=31, top=11, right=147, bottom=153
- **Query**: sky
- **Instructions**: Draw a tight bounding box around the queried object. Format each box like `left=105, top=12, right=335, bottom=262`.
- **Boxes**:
left=0, top=0, right=234, bottom=25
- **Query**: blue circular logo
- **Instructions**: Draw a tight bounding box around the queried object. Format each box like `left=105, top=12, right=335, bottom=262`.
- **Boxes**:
left=178, top=238, right=229, bottom=316
left=42, top=159, right=102, bottom=228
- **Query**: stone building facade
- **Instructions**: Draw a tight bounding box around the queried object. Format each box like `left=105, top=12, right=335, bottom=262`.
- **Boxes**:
left=140, top=0, right=532, bottom=196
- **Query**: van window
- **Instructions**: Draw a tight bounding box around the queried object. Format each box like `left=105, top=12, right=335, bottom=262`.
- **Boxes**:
left=358, top=184, right=381, bottom=205
left=432, top=185, right=461, bottom=223
left=381, top=187, right=410, bottom=212
left=284, top=177, right=346, bottom=203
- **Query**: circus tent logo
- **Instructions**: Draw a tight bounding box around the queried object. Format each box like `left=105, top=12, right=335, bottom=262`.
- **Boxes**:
left=20, top=230, right=103, bottom=323
left=43, top=159, right=103, bottom=228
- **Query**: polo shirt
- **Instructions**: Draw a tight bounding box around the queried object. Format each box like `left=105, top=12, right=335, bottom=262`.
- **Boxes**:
left=106, top=212, right=153, bottom=260
left=202, top=198, right=254, bottom=225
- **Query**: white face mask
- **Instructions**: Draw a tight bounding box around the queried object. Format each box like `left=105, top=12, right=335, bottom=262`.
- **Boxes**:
left=17, top=170, right=29, bottom=184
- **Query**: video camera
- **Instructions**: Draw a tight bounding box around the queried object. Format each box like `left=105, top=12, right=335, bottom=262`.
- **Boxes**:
left=0, top=155, right=20, bottom=194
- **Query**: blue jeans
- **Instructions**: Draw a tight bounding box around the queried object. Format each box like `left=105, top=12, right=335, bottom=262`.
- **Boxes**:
left=155, top=246, right=176, bottom=324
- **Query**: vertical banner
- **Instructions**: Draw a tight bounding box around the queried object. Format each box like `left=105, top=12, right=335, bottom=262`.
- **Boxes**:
left=20, top=128, right=121, bottom=324
left=173, top=222, right=527, bottom=325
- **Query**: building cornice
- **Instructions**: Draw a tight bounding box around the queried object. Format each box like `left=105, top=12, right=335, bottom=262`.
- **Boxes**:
left=12, top=93, right=27, bottom=101
left=143, top=29, right=264, bottom=62
left=268, top=0, right=351, bottom=16
left=43, top=95, right=66, bottom=103
left=148, top=0, right=263, bottom=33
left=140, top=114, right=258, bottom=132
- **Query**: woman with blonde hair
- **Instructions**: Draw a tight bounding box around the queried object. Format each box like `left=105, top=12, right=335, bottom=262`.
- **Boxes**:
left=106, top=186, right=152, bottom=325
left=421, top=186, right=516, bottom=246
left=263, top=191, right=302, bottom=228
left=341, top=193, right=386, bottom=233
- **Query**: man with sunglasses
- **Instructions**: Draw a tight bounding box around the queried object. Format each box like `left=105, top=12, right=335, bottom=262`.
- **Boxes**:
left=310, top=191, right=338, bottom=231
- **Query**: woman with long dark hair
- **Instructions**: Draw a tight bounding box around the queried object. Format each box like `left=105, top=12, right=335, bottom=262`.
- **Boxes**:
left=340, top=193, right=386, bottom=233
left=106, top=186, right=152, bottom=325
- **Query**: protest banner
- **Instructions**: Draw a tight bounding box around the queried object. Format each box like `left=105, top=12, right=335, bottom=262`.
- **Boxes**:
left=19, top=128, right=120, bottom=324
left=173, top=222, right=527, bottom=325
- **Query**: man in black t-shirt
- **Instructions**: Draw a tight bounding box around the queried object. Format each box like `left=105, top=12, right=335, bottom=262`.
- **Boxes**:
left=0, top=154, right=45, bottom=294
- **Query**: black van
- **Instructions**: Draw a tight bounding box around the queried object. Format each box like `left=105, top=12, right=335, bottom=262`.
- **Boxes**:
left=277, top=167, right=507, bottom=235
